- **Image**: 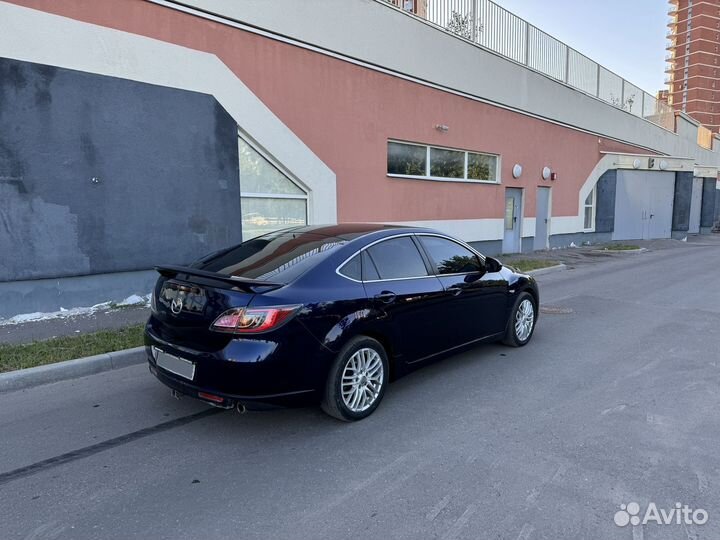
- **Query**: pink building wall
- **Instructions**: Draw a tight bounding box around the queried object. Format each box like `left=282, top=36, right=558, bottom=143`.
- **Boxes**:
left=9, top=0, right=649, bottom=223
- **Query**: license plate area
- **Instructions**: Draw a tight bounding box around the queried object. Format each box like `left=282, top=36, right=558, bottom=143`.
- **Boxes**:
left=153, top=347, right=196, bottom=381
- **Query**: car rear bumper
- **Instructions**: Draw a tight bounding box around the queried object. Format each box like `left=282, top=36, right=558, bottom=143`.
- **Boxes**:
left=147, top=357, right=316, bottom=409
left=144, top=320, right=328, bottom=407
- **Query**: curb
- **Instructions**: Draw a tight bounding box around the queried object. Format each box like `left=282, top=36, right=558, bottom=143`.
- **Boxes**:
left=527, top=263, right=567, bottom=277
left=591, top=248, right=647, bottom=254
left=0, top=346, right=146, bottom=394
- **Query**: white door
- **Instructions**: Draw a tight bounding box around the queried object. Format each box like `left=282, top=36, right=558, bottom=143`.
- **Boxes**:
left=534, top=187, right=551, bottom=250
left=688, top=177, right=703, bottom=234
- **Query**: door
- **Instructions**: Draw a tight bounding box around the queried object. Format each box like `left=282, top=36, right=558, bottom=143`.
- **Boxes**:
left=417, top=235, right=508, bottom=351
left=613, top=171, right=675, bottom=240
left=361, top=236, right=447, bottom=363
left=647, top=174, right=675, bottom=239
left=503, top=188, right=523, bottom=253
left=688, top=177, right=703, bottom=234
left=534, top=187, right=551, bottom=250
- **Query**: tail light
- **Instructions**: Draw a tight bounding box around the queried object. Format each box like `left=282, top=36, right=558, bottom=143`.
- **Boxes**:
left=210, top=305, right=301, bottom=334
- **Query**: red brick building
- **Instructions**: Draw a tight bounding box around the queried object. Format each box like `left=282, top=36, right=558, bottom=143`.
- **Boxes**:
left=667, top=0, right=720, bottom=131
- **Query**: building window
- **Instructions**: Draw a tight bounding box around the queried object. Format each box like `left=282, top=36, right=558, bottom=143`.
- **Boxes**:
left=583, top=188, right=596, bottom=231
left=238, top=134, right=308, bottom=241
left=387, top=141, right=499, bottom=183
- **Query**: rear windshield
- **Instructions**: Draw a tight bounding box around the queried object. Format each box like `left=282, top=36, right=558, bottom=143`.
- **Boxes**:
left=193, top=232, right=346, bottom=283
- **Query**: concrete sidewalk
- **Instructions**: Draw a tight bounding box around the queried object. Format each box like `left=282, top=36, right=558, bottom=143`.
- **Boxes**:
left=499, top=233, right=720, bottom=270
left=0, top=305, right=149, bottom=345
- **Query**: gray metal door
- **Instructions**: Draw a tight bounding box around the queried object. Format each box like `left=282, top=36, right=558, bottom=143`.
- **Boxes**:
left=534, top=187, right=551, bottom=250
left=688, top=177, right=703, bottom=234
left=503, top=188, right=523, bottom=253
left=613, top=171, right=675, bottom=240
left=647, top=173, right=675, bottom=239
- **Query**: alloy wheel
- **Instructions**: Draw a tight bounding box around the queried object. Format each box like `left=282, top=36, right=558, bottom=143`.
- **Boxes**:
left=514, top=299, right=535, bottom=342
left=341, top=347, right=384, bottom=413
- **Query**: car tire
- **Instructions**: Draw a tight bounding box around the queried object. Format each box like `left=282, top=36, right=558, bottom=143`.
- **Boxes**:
left=321, top=336, right=389, bottom=422
left=502, top=292, right=537, bottom=347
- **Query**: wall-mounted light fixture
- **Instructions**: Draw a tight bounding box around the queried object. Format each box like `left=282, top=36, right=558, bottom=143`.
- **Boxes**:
left=434, top=124, right=449, bottom=133
left=659, top=160, right=669, bottom=170
left=550, top=172, right=557, bottom=181
left=632, top=159, right=642, bottom=169
left=542, top=166, right=552, bottom=180
left=512, top=164, right=523, bottom=179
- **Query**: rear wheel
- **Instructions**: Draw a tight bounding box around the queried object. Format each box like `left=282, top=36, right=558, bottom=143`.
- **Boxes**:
left=321, top=336, right=389, bottom=422
left=502, top=292, right=536, bottom=347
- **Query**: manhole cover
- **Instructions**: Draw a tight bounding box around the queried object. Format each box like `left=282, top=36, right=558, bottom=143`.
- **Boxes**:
left=540, top=305, right=574, bottom=314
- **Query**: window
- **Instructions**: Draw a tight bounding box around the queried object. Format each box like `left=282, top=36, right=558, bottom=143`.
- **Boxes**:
left=387, top=142, right=427, bottom=176
left=387, top=141, right=499, bottom=183
left=419, top=236, right=482, bottom=275
left=362, top=251, right=380, bottom=281
left=196, top=231, right=345, bottom=283
left=339, top=254, right=361, bottom=281
left=366, top=237, right=428, bottom=280
left=584, top=188, right=596, bottom=231
left=239, top=134, right=308, bottom=241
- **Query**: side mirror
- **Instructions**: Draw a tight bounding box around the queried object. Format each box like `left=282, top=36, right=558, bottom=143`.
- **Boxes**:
left=485, top=256, right=502, bottom=273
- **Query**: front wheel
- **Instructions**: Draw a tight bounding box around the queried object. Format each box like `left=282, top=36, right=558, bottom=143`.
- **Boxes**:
left=502, top=292, right=537, bottom=347
left=321, top=336, right=389, bottom=422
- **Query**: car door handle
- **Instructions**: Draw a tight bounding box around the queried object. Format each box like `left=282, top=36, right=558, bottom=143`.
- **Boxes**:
left=374, top=291, right=397, bottom=304
left=446, top=286, right=463, bottom=296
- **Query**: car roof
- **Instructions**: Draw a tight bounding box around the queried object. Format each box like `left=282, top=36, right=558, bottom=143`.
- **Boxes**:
left=284, top=223, right=435, bottom=241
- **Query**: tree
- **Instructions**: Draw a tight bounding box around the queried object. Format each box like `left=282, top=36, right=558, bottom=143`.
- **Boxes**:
left=447, top=11, right=473, bottom=40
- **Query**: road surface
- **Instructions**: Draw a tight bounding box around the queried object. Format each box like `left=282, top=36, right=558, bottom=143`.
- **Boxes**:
left=2, top=237, right=719, bottom=539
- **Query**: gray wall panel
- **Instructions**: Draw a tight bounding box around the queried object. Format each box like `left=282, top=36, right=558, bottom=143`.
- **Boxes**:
left=0, top=57, right=241, bottom=282
left=701, top=178, right=717, bottom=228
left=671, top=172, right=693, bottom=232
left=594, top=169, right=616, bottom=233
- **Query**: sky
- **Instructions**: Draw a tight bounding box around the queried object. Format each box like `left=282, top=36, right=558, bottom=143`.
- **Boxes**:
left=490, top=0, right=668, bottom=94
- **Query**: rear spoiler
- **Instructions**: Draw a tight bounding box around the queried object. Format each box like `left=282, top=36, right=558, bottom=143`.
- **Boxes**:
left=154, top=265, right=284, bottom=292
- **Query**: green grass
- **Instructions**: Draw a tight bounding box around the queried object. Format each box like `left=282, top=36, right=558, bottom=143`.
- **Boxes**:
left=505, top=259, right=559, bottom=272
left=600, top=244, right=640, bottom=251
left=0, top=325, right=145, bottom=373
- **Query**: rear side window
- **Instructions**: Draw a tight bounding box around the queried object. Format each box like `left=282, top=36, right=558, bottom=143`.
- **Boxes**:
left=362, top=251, right=380, bottom=281
left=339, top=254, right=361, bottom=281
left=366, top=237, right=428, bottom=280
left=194, top=232, right=345, bottom=283
left=419, top=236, right=482, bottom=275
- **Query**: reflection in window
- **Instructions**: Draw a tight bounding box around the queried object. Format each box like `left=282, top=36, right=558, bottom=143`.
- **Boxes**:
left=387, top=141, right=427, bottom=176
left=419, top=236, right=482, bottom=275
left=239, top=135, right=308, bottom=241
left=429, top=147, right=464, bottom=179
left=367, top=237, right=428, bottom=280
left=387, top=141, right=499, bottom=183
left=584, top=188, right=596, bottom=231
left=467, top=152, right=496, bottom=181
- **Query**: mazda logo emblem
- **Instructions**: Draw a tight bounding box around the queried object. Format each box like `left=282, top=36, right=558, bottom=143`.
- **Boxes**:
left=170, top=295, right=184, bottom=315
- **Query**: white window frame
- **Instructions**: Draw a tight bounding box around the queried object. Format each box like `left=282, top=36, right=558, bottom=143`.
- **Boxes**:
left=387, top=140, right=501, bottom=184
left=583, top=187, right=597, bottom=232
left=238, top=129, right=309, bottom=239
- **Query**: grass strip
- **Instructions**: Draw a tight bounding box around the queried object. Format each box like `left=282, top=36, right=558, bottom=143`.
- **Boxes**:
left=0, top=325, right=145, bottom=373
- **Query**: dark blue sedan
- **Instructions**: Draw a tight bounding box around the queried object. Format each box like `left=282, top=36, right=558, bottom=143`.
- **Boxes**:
left=145, top=224, right=539, bottom=421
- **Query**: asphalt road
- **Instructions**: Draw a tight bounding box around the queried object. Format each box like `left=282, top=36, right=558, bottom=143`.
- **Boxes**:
left=1, top=238, right=719, bottom=540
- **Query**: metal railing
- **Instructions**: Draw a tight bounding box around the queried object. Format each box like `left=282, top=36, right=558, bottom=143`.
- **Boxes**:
left=382, top=0, right=676, bottom=132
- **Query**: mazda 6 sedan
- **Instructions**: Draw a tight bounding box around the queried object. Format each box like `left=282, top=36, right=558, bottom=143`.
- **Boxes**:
left=145, top=224, right=539, bottom=421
